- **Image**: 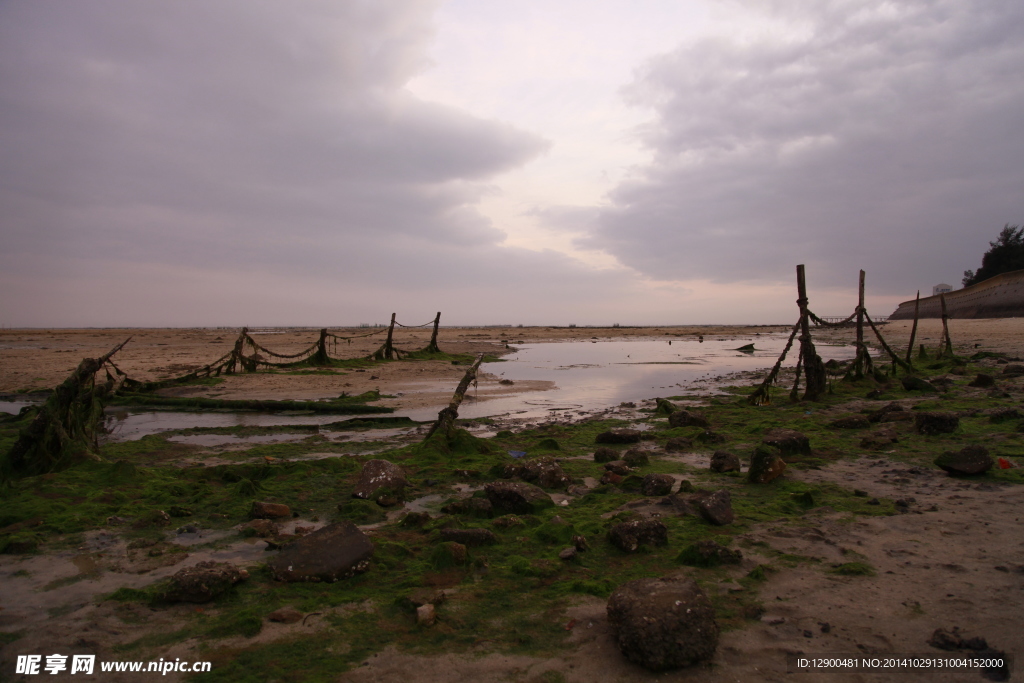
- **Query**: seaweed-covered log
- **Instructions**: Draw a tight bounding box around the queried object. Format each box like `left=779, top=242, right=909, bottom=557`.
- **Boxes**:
left=4, top=338, right=130, bottom=478
left=425, top=354, right=484, bottom=440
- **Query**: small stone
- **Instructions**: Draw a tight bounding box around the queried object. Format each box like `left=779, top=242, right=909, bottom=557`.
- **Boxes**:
left=558, top=547, right=577, bottom=561
left=902, top=376, right=937, bottom=392
left=604, top=460, right=632, bottom=476
left=935, top=445, right=993, bottom=475
left=641, top=473, right=675, bottom=497
left=668, top=409, right=709, bottom=429
left=608, top=519, right=668, bottom=552
left=915, top=411, right=960, bottom=435
left=593, top=447, right=619, bottom=463
left=595, top=429, right=642, bottom=444
left=163, top=561, right=248, bottom=603
left=829, top=415, right=870, bottom=429
left=416, top=603, right=436, bottom=626
left=748, top=445, right=787, bottom=484
left=439, top=528, right=498, bottom=546
left=967, top=373, right=995, bottom=388
left=693, top=489, right=734, bottom=525
left=709, top=451, right=740, bottom=473
left=267, top=607, right=303, bottom=624
left=168, top=506, right=193, bottom=518
left=352, top=459, right=407, bottom=502
left=762, top=428, right=810, bottom=455
left=572, top=535, right=589, bottom=551
left=860, top=428, right=899, bottom=450
left=664, top=437, right=693, bottom=452
left=400, top=512, right=430, bottom=527
left=250, top=502, right=292, bottom=519
left=623, top=449, right=650, bottom=467
left=600, top=471, right=623, bottom=485
left=484, top=481, right=554, bottom=514
left=803, top=630, right=814, bottom=638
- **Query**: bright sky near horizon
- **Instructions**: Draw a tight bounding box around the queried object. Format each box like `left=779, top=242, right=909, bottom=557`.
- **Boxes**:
left=1, top=0, right=1021, bottom=327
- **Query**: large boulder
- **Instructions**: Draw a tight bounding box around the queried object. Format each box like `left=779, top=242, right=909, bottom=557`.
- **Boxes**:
left=914, top=412, right=960, bottom=435
left=352, top=459, right=407, bottom=502
left=593, top=447, right=620, bottom=463
left=935, top=445, right=993, bottom=476
left=484, top=481, right=554, bottom=514
left=709, top=451, right=740, bottom=473
left=668, top=410, right=709, bottom=429
left=267, top=520, right=374, bottom=583
left=607, top=576, right=719, bottom=671
left=163, top=561, right=249, bottom=603
left=596, top=429, right=642, bottom=444
left=748, top=445, right=786, bottom=484
left=654, top=398, right=679, bottom=416
left=608, top=519, right=668, bottom=552
left=641, top=473, right=675, bottom=497
left=693, top=489, right=734, bottom=525
left=761, top=428, right=810, bottom=456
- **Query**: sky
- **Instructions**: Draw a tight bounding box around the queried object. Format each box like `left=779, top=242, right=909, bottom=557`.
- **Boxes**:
left=1, top=0, right=1021, bottom=327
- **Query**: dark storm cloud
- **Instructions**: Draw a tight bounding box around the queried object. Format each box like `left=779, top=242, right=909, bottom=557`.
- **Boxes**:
left=584, top=0, right=1024, bottom=292
left=0, top=0, right=548, bottom=276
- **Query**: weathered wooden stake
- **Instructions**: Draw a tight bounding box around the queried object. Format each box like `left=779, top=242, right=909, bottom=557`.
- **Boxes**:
left=854, top=269, right=866, bottom=379
left=425, top=354, right=484, bottom=439
left=905, top=290, right=920, bottom=365
left=939, top=294, right=953, bottom=357
left=796, top=265, right=827, bottom=401
left=384, top=313, right=396, bottom=360
left=226, top=328, right=248, bottom=374
left=425, top=311, right=442, bottom=353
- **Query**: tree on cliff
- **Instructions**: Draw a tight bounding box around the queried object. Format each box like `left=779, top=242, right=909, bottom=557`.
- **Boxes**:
left=963, top=224, right=1024, bottom=287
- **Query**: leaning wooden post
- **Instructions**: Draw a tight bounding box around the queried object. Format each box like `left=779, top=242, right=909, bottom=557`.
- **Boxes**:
left=905, top=291, right=920, bottom=366
left=796, top=265, right=827, bottom=401
left=425, top=354, right=484, bottom=440
left=384, top=312, right=396, bottom=360
left=854, top=269, right=866, bottom=379
left=425, top=311, right=442, bottom=353
left=939, top=294, right=953, bottom=357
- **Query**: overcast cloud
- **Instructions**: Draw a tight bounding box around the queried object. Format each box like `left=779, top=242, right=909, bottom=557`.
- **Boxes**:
left=1, top=0, right=1021, bottom=326
left=586, top=0, right=1024, bottom=290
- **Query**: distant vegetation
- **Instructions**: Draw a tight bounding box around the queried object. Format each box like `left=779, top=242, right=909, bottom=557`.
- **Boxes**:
left=963, top=224, right=1024, bottom=287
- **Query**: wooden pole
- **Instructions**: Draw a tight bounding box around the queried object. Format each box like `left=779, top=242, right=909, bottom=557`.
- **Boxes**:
left=905, top=290, right=920, bottom=365
left=796, top=265, right=827, bottom=401
left=384, top=313, right=396, bottom=360
left=855, top=269, right=865, bottom=379
left=939, top=294, right=953, bottom=357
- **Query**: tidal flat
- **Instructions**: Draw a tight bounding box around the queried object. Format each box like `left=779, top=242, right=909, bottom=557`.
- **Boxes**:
left=1, top=321, right=1023, bottom=682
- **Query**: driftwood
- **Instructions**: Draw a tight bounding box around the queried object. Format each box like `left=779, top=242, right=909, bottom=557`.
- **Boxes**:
left=4, top=338, right=131, bottom=478
left=425, top=354, right=484, bottom=440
